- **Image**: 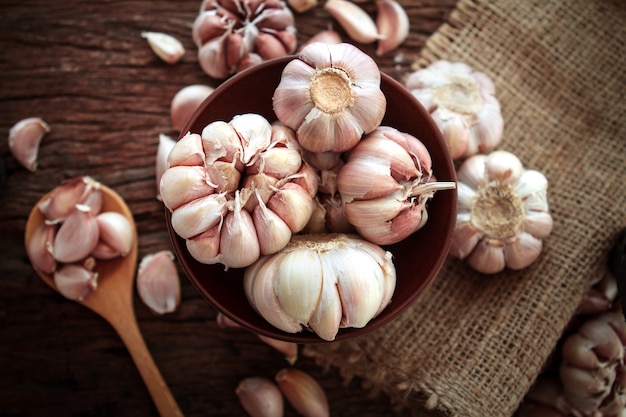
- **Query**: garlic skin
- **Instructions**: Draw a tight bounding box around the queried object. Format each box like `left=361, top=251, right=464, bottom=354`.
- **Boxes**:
left=53, top=263, right=98, bottom=302
left=243, top=233, right=396, bottom=341
left=273, top=42, right=386, bottom=153
left=136, top=250, right=181, bottom=315
left=275, top=368, right=329, bottom=417
left=161, top=114, right=317, bottom=269
left=450, top=150, right=553, bottom=274
left=8, top=117, right=50, bottom=172
left=236, top=377, right=284, bottom=417
left=192, top=0, right=297, bottom=79
left=141, top=31, right=185, bottom=64
left=170, top=84, right=214, bottom=132
left=337, top=126, right=456, bottom=245
left=405, top=60, right=503, bottom=160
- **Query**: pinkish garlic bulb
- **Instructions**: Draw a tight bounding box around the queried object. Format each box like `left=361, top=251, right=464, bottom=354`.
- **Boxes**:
left=192, top=0, right=297, bottom=80
left=160, top=114, right=318, bottom=269
left=405, top=60, right=503, bottom=160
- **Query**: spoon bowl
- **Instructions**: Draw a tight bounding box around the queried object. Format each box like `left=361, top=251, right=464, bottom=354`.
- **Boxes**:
left=25, top=184, right=182, bottom=417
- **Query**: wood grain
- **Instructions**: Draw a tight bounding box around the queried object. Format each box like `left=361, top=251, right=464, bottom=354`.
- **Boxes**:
left=0, top=0, right=455, bottom=415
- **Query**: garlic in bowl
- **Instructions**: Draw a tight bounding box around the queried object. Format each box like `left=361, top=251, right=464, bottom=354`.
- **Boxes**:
left=164, top=55, right=457, bottom=343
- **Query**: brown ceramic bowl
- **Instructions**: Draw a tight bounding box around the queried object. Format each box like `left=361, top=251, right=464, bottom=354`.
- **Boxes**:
left=166, top=56, right=457, bottom=343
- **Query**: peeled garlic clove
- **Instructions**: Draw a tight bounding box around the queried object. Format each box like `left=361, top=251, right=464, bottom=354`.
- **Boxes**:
left=26, top=222, right=58, bottom=274
left=170, top=84, right=214, bottom=132
left=257, top=335, right=298, bottom=365
left=170, top=192, right=228, bottom=239
left=54, top=263, right=98, bottom=301
left=375, top=0, right=409, bottom=56
left=156, top=133, right=177, bottom=201
left=96, top=211, right=134, bottom=257
left=324, top=0, right=381, bottom=44
left=275, top=368, right=329, bottom=417
left=52, top=204, right=100, bottom=264
left=141, top=31, right=185, bottom=64
left=236, top=377, right=284, bottom=417
left=137, top=250, right=180, bottom=314
left=8, top=117, right=50, bottom=172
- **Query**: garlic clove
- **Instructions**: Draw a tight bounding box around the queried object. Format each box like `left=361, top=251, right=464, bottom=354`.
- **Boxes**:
left=324, top=0, right=381, bottom=44
left=53, top=263, right=98, bottom=301
left=198, top=32, right=232, bottom=80
left=206, top=160, right=242, bottom=194
left=300, top=28, right=342, bottom=51
left=432, top=112, right=470, bottom=161
left=170, top=192, right=228, bottom=239
left=155, top=133, right=177, bottom=201
left=52, top=204, right=100, bottom=264
left=503, top=231, right=543, bottom=270
left=253, top=195, right=293, bottom=255
left=275, top=368, right=329, bottom=417
left=95, top=211, right=134, bottom=257
left=302, top=197, right=327, bottom=234
left=159, top=165, right=216, bottom=212
left=8, top=117, right=50, bottom=172
left=467, top=238, right=506, bottom=274
left=288, top=0, right=318, bottom=13
left=485, top=150, right=524, bottom=185
left=229, top=113, right=273, bottom=165
left=26, top=222, right=58, bottom=274
left=216, top=311, right=242, bottom=328
left=91, top=240, right=124, bottom=260
left=236, top=377, right=285, bottom=417
left=38, top=176, right=102, bottom=222
left=186, top=223, right=222, bottom=264
left=267, top=182, right=315, bottom=233
left=257, top=335, right=298, bottom=365
left=375, top=0, right=409, bottom=56
left=141, top=31, right=185, bottom=64
left=192, top=10, right=230, bottom=47
left=136, top=250, right=181, bottom=314
left=347, top=135, right=419, bottom=181
left=449, top=217, right=481, bottom=259
left=456, top=181, right=478, bottom=212
left=246, top=146, right=303, bottom=180
left=201, top=120, right=243, bottom=165
left=290, top=162, right=319, bottom=198
left=456, top=154, right=488, bottom=189
left=523, top=210, right=554, bottom=238
left=170, top=85, right=214, bottom=132
left=303, top=150, right=341, bottom=171
left=219, top=191, right=261, bottom=268
left=337, top=158, right=402, bottom=203
left=343, top=193, right=410, bottom=227
left=273, top=249, right=323, bottom=325
left=167, top=132, right=205, bottom=168
left=255, top=32, right=289, bottom=61
left=516, top=169, right=549, bottom=205
left=242, top=173, right=280, bottom=212
left=308, top=255, right=342, bottom=341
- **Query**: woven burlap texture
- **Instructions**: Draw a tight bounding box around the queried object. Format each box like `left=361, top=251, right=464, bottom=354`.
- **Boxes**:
left=303, top=0, right=626, bottom=416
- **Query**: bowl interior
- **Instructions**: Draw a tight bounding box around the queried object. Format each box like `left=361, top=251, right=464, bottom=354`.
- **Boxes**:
left=166, top=56, right=457, bottom=343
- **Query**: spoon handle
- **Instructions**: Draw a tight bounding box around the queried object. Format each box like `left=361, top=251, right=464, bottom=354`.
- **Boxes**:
left=111, top=314, right=184, bottom=417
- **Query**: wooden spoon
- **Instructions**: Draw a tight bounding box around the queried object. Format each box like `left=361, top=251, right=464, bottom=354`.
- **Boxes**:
left=24, top=184, right=183, bottom=417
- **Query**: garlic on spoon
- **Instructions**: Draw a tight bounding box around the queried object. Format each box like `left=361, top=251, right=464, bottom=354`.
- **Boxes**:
left=53, top=262, right=98, bottom=302
left=405, top=60, right=503, bottom=160
left=136, top=250, right=181, bottom=315
left=8, top=117, right=50, bottom=172
left=273, top=42, right=386, bottom=153
left=450, top=150, right=553, bottom=274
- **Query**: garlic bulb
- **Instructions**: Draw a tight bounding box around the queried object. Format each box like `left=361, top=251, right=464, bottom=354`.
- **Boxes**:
left=337, top=126, right=456, bottom=245
left=273, top=42, right=387, bottom=153
left=192, top=0, right=297, bottom=79
left=450, top=150, right=553, bottom=274
left=160, top=114, right=318, bottom=269
left=243, top=233, right=396, bottom=341
left=405, top=60, right=503, bottom=160
left=137, top=250, right=181, bottom=315
left=8, top=117, right=50, bottom=172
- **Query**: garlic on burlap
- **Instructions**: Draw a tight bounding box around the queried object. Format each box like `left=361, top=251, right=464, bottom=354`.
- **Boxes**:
left=243, top=233, right=396, bottom=341
left=8, top=117, right=50, bottom=172
left=405, top=60, right=503, bottom=160
left=337, top=126, right=456, bottom=245
left=192, top=0, right=297, bottom=79
left=160, top=113, right=318, bottom=269
left=450, top=150, right=553, bottom=274
left=272, top=42, right=386, bottom=153
left=559, top=312, right=626, bottom=416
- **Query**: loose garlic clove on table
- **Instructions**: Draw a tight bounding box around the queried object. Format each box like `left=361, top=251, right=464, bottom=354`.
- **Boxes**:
left=8, top=117, right=50, bottom=172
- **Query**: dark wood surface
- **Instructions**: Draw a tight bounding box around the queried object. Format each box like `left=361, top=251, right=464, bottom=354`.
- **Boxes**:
left=0, top=1, right=456, bottom=416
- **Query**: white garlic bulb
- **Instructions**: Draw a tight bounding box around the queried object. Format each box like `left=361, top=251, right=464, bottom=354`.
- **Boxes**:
left=450, top=150, right=553, bottom=274
left=160, top=113, right=318, bottom=269
left=243, top=233, right=396, bottom=341
left=405, top=60, right=503, bottom=160
left=273, top=42, right=387, bottom=153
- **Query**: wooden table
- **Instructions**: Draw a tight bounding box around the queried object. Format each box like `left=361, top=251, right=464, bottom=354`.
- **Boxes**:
left=0, top=1, right=456, bottom=415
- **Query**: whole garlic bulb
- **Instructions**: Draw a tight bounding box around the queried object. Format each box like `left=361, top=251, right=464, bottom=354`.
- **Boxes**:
left=450, top=150, right=553, bottom=274
left=337, top=126, right=456, bottom=245
left=192, top=0, right=297, bottom=79
left=405, top=60, right=503, bottom=160
left=272, top=42, right=387, bottom=153
left=160, top=113, right=318, bottom=269
left=243, top=233, right=396, bottom=341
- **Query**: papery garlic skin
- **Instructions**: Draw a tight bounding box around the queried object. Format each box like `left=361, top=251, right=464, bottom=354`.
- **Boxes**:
left=273, top=42, right=386, bottom=153
left=450, top=150, right=553, bottom=274
left=8, top=117, right=50, bottom=172
left=192, top=0, right=297, bottom=79
left=243, top=233, right=396, bottom=341
left=405, top=60, right=503, bottom=160
left=337, top=126, right=456, bottom=245
left=161, top=114, right=318, bottom=269
left=136, top=250, right=181, bottom=315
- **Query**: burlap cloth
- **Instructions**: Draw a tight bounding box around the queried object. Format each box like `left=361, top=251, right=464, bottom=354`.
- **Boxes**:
left=303, top=0, right=626, bottom=416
